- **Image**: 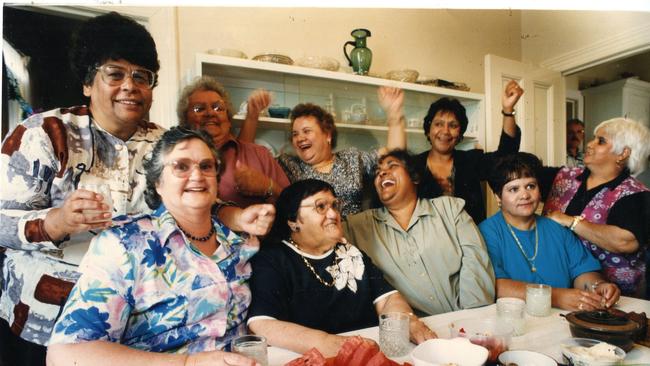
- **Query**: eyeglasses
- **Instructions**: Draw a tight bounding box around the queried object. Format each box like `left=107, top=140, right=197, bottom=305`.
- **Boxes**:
left=191, top=102, right=227, bottom=114
left=164, top=158, right=219, bottom=178
left=95, top=64, right=156, bottom=89
left=300, top=199, right=342, bottom=215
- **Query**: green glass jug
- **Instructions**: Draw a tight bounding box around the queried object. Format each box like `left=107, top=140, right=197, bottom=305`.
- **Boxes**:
left=343, top=28, right=372, bottom=75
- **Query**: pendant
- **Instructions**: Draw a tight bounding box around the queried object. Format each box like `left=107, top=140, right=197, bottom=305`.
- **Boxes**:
left=531, top=266, right=536, bottom=272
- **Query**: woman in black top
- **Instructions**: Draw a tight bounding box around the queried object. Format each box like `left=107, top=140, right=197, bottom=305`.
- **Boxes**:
left=415, top=81, right=523, bottom=223
left=247, top=179, right=434, bottom=357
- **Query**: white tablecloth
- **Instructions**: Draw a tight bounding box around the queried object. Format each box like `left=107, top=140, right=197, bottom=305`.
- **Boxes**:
left=267, top=296, right=650, bottom=365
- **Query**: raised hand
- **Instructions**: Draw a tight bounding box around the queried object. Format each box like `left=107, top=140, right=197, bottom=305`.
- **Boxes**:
left=502, top=80, right=524, bottom=112
left=378, top=86, right=404, bottom=120
left=247, top=89, right=272, bottom=117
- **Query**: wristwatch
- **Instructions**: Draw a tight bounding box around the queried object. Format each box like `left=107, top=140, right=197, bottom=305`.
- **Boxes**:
left=501, top=109, right=516, bottom=117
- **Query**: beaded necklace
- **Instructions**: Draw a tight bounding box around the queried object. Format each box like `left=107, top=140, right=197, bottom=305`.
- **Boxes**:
left=289, top=239, right=335, bottom=287
left=179, top=225, right=215, bottom=242
left=506, top=220, right=539, bottom=273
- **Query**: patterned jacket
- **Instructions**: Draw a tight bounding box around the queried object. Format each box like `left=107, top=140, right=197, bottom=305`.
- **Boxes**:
left=0, top=106, right=164, bottom=345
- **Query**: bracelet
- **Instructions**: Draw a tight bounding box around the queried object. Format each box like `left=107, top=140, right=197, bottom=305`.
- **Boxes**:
left=501, top=109, right=516, bottom=117
left=569, top=215, right=584, bottom=231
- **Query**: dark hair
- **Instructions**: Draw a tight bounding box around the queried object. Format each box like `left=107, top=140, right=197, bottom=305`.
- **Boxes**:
left=70, top=11, right=160, bottom=87
left=487, top=152, right=542, bottom=198
left=143, top=127, right=221, bottom=209
left=266, top=179, right=336, bottom=242
left=567, top=118, right=584, bottom=128
left=378, top=149, right=420, bottom=185
left=290, top=103, right=338, bottom=149
left=422, top=97, right=469, bottom=143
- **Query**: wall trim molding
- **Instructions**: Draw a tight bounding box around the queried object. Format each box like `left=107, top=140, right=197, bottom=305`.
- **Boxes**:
left=540, top=22, right=650, bottom=75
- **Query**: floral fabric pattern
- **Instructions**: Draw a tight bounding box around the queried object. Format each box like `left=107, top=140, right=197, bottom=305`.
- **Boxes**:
left=278, top=148, right=378, bottom=216
left=50, top=205, right=258, bottom=353
left=0, top=106, right=164, bottom=345
left=543, top=167, right=648, bottom=295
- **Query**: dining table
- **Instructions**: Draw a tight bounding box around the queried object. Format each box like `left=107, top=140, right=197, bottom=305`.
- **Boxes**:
left=267, top=296, right=650, bottom=365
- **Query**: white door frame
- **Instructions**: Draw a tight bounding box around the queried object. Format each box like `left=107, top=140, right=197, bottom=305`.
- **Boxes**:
left=12, top=5, right=179, bottom=129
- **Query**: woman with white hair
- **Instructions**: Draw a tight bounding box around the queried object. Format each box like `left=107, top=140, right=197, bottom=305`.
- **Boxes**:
left=541, top=117, right=650, bottom=297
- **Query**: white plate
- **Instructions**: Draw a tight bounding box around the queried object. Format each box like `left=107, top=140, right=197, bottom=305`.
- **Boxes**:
left=410, top=337, right=488, bottom=366
left=499, top=350, right=557, bottom=366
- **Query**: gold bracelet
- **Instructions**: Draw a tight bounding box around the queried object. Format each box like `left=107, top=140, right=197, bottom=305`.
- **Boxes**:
left=570, top=215, right=584, bottom=231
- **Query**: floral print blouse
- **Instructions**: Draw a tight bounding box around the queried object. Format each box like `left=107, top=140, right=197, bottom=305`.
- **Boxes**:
left=49, top=205, right=259, bottom=353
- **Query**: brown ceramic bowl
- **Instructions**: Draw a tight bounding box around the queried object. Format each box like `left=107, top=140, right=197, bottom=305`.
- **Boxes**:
left=564, top=310, right=641, bottom=352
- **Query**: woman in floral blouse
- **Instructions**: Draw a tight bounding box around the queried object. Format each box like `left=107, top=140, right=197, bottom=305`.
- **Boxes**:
left=247, top=179, right=435, bottom=357
left=47, top=127, right=273, bottom=366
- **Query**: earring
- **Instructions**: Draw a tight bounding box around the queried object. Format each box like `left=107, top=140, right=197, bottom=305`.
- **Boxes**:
left=327, top=140, right=331, bottom=145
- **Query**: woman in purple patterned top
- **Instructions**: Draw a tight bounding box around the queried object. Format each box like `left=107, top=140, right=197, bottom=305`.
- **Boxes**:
left=541, top=118, right=650, bottom=297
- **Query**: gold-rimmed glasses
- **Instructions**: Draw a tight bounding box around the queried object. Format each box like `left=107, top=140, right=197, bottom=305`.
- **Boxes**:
left=164, top=158, right=219, bottom=178
left=300, top=198, right=342, bottom=215
left=95, top=64, right=156, bottom=89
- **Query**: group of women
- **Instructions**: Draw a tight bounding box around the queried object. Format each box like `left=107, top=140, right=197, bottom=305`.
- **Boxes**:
left=3, top=11, right=648, bottom=366
left=50, top=62, right=649, bottom=364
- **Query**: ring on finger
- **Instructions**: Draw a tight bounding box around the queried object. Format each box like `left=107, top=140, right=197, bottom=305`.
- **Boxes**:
left=578, top=303, right=584, bottom=310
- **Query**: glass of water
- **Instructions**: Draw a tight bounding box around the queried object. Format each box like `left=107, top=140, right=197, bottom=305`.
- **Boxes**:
left=232, top=334, right=268, bottom=366
left=379, top=312, right=410, bottom=357
left=78, top=183, right=113, bottom=223
left=526, top=284, right=552, bottom=317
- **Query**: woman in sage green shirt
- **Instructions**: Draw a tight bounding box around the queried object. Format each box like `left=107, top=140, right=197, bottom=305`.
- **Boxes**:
left=343, top=149, right=495, bottom=315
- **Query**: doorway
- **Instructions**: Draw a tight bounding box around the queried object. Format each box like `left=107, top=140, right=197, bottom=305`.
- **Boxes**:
left=2, top=6, right=87, bottom=137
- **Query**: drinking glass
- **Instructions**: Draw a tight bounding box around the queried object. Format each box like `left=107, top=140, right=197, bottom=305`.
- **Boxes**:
left=497, top=297, right=526, bottom=335
left=526, top=284, right=552, bottom=317
left=232, top=335, right=268, bottom=366
left=378, top=312, right=410, bottom=357
left=78, top=183, right=113, bottom=223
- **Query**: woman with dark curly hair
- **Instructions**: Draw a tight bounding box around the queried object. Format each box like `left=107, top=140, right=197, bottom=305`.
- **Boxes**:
left=0, top=11, right=165, bottom=366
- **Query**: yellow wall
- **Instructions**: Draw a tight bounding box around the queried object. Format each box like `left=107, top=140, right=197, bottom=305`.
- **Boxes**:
left=176, top=7, right=522, bottom=93
left=521, top=10, right=650, bottom=65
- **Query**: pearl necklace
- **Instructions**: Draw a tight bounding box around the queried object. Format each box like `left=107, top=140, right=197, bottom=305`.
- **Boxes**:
left=178, top=225, right=215, bottom=242
left=289, top=239, right=335, bottom=287
left=506, top=220, right=539, bottom=273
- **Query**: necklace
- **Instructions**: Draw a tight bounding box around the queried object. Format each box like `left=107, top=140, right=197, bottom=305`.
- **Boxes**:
left=289, top=239, right=335, bottom=287
left=178, top=224, right=215, bottom=242
left=506, top=220, right=539, bottom=273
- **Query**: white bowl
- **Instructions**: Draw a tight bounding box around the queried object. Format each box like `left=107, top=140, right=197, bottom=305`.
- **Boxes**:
left=561, top=338, right=626, bottom=366
left=410, top=338, right=488, bottom=366
left=499, top=350, right=557, bottom=366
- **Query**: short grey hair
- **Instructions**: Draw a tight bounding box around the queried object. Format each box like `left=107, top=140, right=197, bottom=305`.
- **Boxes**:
left=143, top=126, right=221, bottom=210
left=594, top=117, right=650, bottom=175
left=176, top=75, right=234, bottom=126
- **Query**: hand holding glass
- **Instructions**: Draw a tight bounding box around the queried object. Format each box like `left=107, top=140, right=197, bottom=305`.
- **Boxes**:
left=78, top=183, right=113, bottom=224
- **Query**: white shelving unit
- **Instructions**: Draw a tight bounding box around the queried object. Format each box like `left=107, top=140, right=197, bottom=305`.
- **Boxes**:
left=196, top=53, right=485, bottom=154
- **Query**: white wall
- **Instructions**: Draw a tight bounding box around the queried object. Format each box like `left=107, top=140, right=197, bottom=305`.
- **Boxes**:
left=176, top=7, right=522, bottom=93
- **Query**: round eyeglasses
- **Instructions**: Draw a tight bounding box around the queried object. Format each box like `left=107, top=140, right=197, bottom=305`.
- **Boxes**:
left=191, top=102, right=227, bottom=114
left=95, top=64, right=156, bottom=89
left=164, top=158, right=219, bottom=178
left=300, top=198, right=342, bottom=215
